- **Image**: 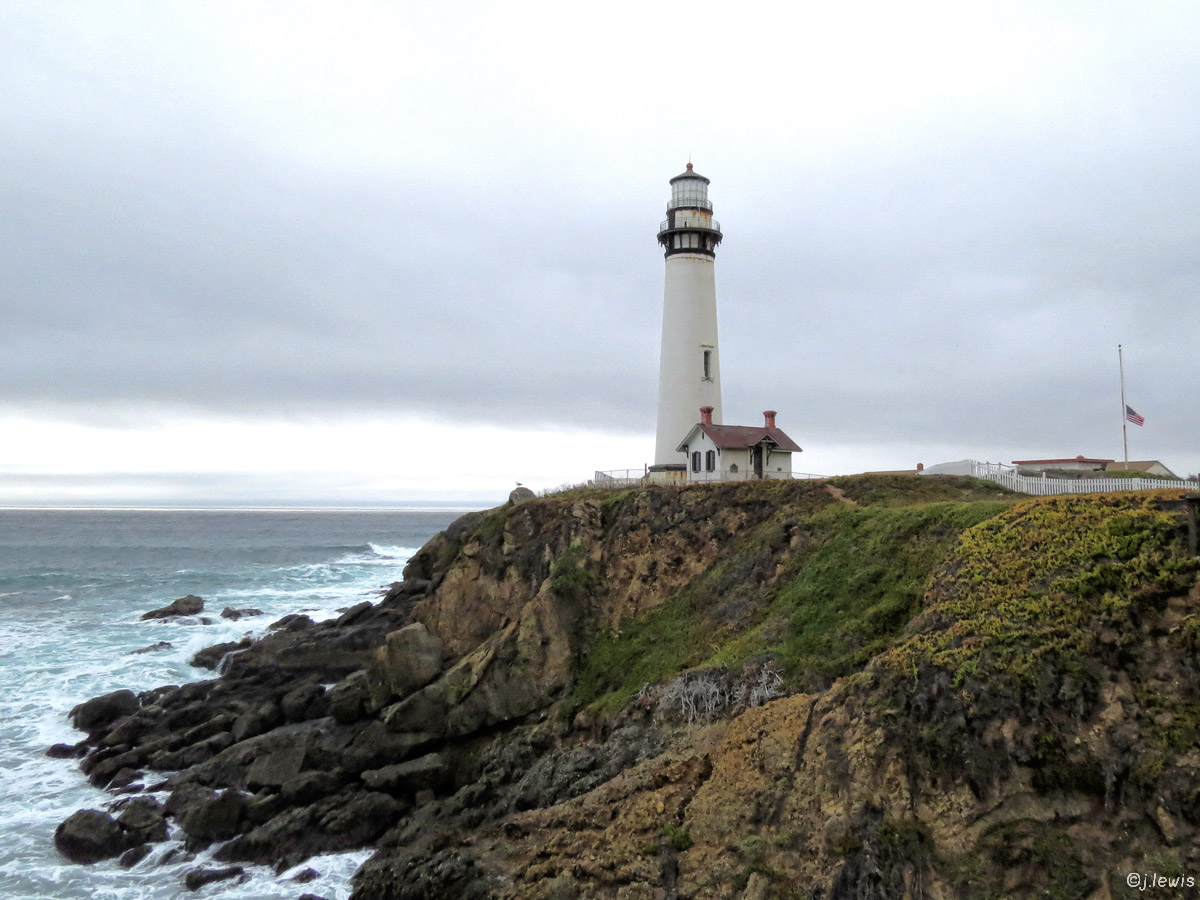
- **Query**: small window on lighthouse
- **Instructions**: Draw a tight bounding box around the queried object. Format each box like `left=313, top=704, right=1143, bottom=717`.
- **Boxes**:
left=702, top=350, right=712, bottom=380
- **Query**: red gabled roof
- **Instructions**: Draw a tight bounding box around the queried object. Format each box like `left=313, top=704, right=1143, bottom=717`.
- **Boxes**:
left=1012, top=456, right=1114, bottom=465
left=691, top=424, right=802, bottom=453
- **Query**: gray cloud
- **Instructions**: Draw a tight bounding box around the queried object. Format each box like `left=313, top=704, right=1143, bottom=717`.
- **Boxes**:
left=3, top=1, right=1199, bottom=481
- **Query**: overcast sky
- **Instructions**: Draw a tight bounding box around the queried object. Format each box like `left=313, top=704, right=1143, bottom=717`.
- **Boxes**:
left=3, top=1, right=1198, bottom=505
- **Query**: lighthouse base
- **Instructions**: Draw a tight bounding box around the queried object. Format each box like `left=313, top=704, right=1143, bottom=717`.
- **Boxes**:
left=645, top=463, right=687, bottom=486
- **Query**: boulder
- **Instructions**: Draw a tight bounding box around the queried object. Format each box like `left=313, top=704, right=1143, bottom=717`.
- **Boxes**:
left=118, top=844, right=151, bottom=868
left=281, top=683, right=327, bottom=722
left=230, top=701, right=283, bottom=743
left=71, top=689, right=139, bottom=735
left=116, top=797, right=168, bottom=845
left=328, top=671, right=370, bottom=724
left=54, top=809, right=132, bottom=864
left=377, top=623, right=444, bottom=700
left=128, top=641, right=173, bottom=655
left=360, top=752, right=450, bottom=794
left=334, top=601, right=373, bottom=625
left=190, top=638, right=251, bottom=670
left=220, top=607, right=263, bottom=620
left=180, top=789, right=247, bottom=845
left=46, top=741, right=86, bottom=759
left=184, top=866, right=246, bottom=891
left=246, top=742, right=307, bottom=790
left=268, top=613, right=314, bottom=632
left=141, top=595, right=204, bottom=620
left=509, top=486, right=536, bottom=504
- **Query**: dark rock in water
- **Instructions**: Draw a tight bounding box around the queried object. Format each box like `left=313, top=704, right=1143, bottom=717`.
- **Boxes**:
left=335, top=601, right=373, bottom=625
left=214, top=790, right=404, bottom=871
left=46, top=741, right=87, bottom=759
left=268, top=613, right=315, bottom=632
left=118, top=844, right=151, bottom=868
left=107, top=767, right=143, bottom=791
left=220, top=607, right=263, bottom=620
left=184, top=865, right=246, bottom=891
left=179, top=788, right=247, bottom=845
left=190, top=638, right=251, bottom=670
left=298, top=895, right=332, bottom=900
left=289, top=866, right=320, bottom=883
left=54, top=809, right=133, bottom=863
left=128, top=641, right=173, bottom=655
left=116, top=797, right=169, bottom=845
left=71, top=689, right=139, bottom=735
left=141, top=595, right=204, bottom=620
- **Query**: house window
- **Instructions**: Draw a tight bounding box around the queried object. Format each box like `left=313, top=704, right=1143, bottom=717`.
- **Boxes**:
left=702, top=349, right=712, bottom=380
left=692, top=451, right=701, bottom=473
left=729, top=463, right=738, bottom=473
left=705, top=450, right=716, bottom=472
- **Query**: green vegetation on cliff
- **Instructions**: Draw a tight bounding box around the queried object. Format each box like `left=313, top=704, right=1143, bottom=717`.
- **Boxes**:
left=571, top=476, right=1014, bottom=716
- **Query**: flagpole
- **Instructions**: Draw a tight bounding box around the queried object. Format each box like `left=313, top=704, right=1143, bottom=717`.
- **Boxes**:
left=1119, top=344, right=1128, bottom=470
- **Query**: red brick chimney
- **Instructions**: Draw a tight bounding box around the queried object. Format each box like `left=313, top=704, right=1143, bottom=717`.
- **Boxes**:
left=763, top=410, right=777, bottom=429
left=700, top=406, right=713, bottom=425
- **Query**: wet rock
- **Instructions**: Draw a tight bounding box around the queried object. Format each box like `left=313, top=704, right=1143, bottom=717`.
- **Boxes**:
left=71, top=689, right=139, bottom=735
left=268, top=613, right=314, bottom=632
left=335, top=601, right=374, bottom=625
left=54, top=809, right=133, bottom=864
left=116, top=797, right=168, bottom=845
left=220, top=607, right=263, bottom=620
left=290, top=866, right=320, bottom=883
left=141, top=595, right=204, bottom=620
left=118, top=844, right=151, bottom=868
left=214, top=790, right=405, bottom=870
left=190, top=639, right=252, bottom=670
left=180, top=789, right=247, bottom=845
left=128, top=641, right=174, bottom=655
left=184, top=865, right=246, bottom=891
left=107, top=767, right=143, bottom=791
left=46, top=741, right=87, bottom=759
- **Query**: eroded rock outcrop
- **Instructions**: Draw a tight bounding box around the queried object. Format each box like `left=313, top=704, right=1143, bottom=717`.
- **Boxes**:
left=51, top=478, right=1200, bottom=900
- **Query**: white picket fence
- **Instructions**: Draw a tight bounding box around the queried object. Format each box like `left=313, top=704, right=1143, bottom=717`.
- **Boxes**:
left=966, top=460, right=1193, bottom=496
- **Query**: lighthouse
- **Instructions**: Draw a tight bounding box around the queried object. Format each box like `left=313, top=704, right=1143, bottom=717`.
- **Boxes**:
left=650, top=163, right=724, bottom=476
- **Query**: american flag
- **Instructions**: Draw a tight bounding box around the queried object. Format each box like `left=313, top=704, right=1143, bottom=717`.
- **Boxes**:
left=1125, top=405, right=1145, bottom=427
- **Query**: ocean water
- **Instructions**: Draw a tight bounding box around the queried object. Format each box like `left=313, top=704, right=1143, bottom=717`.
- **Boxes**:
left=0, top=508, right=470, bottom=900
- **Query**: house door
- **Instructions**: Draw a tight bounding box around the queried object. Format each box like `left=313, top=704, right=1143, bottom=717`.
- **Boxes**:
left=752, top=446, right=763, bottom=479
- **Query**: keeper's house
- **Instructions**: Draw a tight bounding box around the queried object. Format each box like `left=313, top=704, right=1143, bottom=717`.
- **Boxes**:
left=677, top=408, right=801, bottom=484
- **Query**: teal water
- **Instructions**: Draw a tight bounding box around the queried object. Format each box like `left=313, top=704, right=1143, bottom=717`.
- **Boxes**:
left=0, top=508, right=467, bottom=900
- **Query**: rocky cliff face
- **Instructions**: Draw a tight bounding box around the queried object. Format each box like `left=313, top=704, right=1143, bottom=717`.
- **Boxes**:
left=57, top=478, right=1200, bottom=900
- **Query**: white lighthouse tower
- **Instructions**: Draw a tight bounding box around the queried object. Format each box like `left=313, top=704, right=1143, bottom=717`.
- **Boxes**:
left=650, top=163, right=724, bottom=477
